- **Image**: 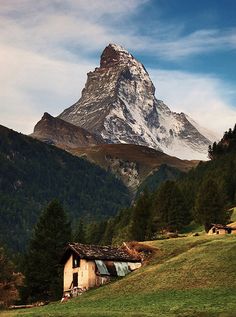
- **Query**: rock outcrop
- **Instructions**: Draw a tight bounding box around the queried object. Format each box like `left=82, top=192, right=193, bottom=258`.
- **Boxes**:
left=31, top=112, right=103, bottom=148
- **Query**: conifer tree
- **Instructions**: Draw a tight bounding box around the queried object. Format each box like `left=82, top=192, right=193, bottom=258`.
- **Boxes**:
left=0, top=247, right=22, bottom=307
left=109, top=207, right=133, bottom=245
left=152, top=181, right=190, bottom=233
left=100, top=219, right=115, bottom=245
left=86, top=221, right=105, bottom=245
left=74, top=219, right=86, bottom=244
left=194, top=178, right=228, bottom=231
left=208, top=144, right=213, bottom=159
left=23, top=200, right=71, bottom=302
left=130, top=190, right=152, bottom=241
left=233, top=124, right=236, bottom=136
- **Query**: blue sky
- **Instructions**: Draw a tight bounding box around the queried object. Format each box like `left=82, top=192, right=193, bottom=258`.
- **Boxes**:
left=0, top=0, right=236, bottom=135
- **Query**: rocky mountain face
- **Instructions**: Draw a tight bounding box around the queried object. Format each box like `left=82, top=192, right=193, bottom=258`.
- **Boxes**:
left=32, top=112, right=197, bottom=193
left=59, top=44, right=216, bottom=160
left=70, top=143, right=198, bottom=192
left=31, top=112, right=103, bottom=148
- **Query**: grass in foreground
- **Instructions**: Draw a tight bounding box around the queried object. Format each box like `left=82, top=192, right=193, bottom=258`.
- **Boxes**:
left=3, top=235, right=236, bottom=317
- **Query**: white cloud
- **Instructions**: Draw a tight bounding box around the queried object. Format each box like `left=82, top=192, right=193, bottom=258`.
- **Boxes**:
left=0, top=0, right=236, bottom=136
left=151, top=29, right=236, bottom=60
left=0, top=0, right=146, bottom=16
left=2, top=0, right=235, bottom=61
left=0, top=0, right=147, bottom=134
left=0, top=43, right=95, bottom=133
left=150, top=69, right=236, bottom=135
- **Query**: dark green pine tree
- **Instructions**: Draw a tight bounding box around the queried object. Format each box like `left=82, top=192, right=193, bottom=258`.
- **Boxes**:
left=208, top=144, right=213, bottom=160
left=73, top=219, right=86, bottom=244
left=0, top=246, right=22, bottom=307
left=152, top=183, right=169, bottom=233
left=23, top=200, right=71, bottom=302
left=130, top=190, right=152, bottom=241
left=194, top=178, right=228, bottom=232
left=152, top=181, right=190, bottom=233
left=86, top=221, right=106, bottom=245
left=167, top=184, right=190, bottom=232
left=100, top=219, right=115, bottom=245
left=233, top=124, right=236, bottom=136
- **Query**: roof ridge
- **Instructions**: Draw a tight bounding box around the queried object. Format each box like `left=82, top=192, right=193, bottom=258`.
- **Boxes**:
left=65, top=242, right=141, bottom=262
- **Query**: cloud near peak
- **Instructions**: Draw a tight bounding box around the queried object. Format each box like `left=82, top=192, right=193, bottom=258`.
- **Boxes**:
left=0, top=0, right=235, bottom=137
left=150, top=69, right=236, bottom=135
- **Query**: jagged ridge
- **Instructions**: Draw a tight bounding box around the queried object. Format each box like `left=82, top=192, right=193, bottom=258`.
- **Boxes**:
left=59, top=44, right=217, bottom=160
left=31, top=112, right=103, bottom=148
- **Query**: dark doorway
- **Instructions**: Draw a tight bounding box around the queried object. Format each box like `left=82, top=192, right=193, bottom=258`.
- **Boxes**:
left=73, top=273, right=78, bottom=287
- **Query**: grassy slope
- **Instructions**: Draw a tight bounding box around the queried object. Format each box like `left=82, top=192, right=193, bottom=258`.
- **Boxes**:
left=5, top=235, right=236, bottom=317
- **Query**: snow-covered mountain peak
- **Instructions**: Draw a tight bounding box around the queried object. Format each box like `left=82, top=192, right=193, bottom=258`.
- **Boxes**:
left=100, top=43, right=132, bottom=68
left=108, top=43, right=129, bottom=54
left=100, top=44, right=150, bottom=76
left=58, top=44, right=217, bottom=160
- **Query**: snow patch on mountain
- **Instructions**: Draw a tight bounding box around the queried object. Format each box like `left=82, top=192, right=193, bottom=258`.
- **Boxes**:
left=59, top=43, right=217, bottom=161
left=185, top=114, right=219, bottom=143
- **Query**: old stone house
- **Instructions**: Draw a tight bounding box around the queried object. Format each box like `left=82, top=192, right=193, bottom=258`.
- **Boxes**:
left=61, top=243, right=141, bottom=296
left=208, top=222, right=236, bottom=235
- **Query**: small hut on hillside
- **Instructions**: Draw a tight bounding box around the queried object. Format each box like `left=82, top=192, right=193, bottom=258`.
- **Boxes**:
left=208, top=222, right=236, bottom=235
left=60, top=243, right=142, bottom=296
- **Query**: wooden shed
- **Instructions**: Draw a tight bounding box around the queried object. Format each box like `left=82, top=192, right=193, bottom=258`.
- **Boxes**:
left=60, top=243, right=141, bottom=296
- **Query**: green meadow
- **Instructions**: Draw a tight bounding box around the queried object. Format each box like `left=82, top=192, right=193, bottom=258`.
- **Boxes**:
left=3, top=235, right=236, bottom=317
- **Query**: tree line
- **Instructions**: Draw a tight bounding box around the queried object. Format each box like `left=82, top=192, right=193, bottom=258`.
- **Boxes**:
left=80, top=125, right=236, bottom=244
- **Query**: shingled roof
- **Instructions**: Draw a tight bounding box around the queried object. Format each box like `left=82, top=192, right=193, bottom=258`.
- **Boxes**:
left=211, top=223, right=236, bottom=230
left=61, top=243, right=141, bottom=263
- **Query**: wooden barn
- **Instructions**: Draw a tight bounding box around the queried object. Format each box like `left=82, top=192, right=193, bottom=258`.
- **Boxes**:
left=61, top=243, right=141, bottom=296
left=208, top=222, right=236, bottom=235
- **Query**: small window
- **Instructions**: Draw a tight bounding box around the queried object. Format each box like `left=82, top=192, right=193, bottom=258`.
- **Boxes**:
left=73, top=254, right=80, bottom=268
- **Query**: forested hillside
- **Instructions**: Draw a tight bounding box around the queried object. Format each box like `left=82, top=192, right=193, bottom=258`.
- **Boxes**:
left=88, top=125, right=236, bottom=245
left=0, top=125, right=130, bottom=252
left=136, top=164, right=184, bottom=197
left=180, top=125, right=236, bottom=215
